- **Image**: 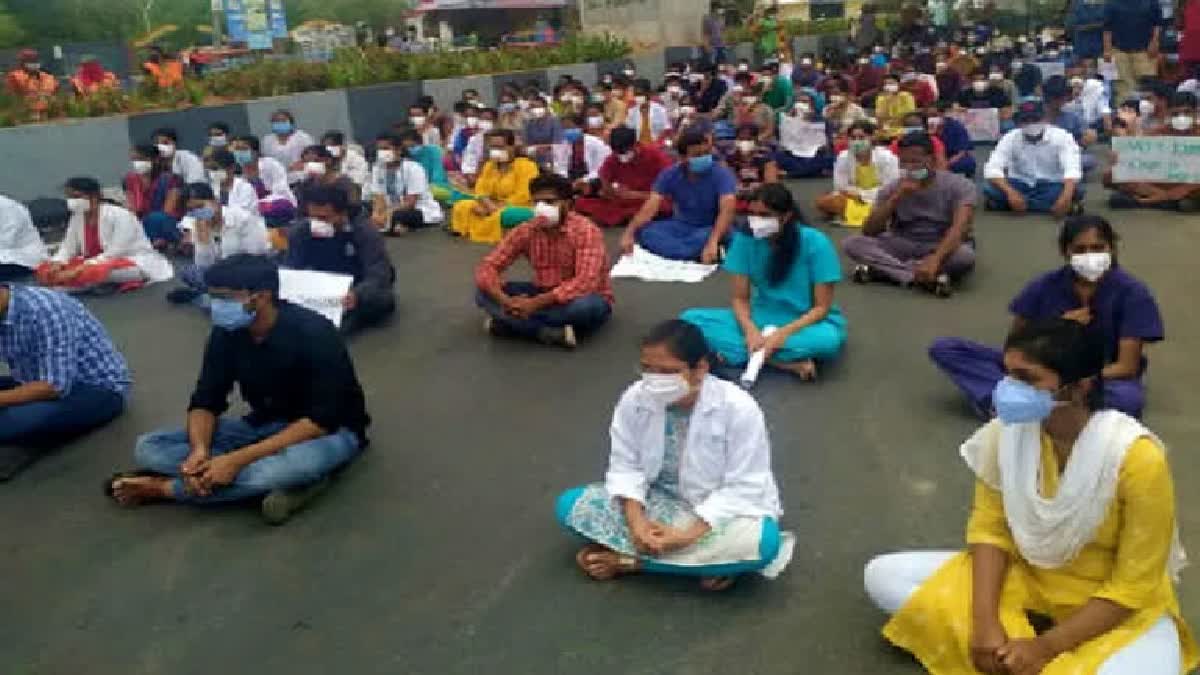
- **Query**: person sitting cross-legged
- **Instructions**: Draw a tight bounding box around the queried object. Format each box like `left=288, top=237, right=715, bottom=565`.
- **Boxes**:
left=108, top=255, right=370, bottom=523
left=983, top=99, right=1084, bottom=217
left=1105, top=91, right=1200, bottom=212
left=681, top=184, right=846, bottom=382
left=166, top=183, right=271, bottom=307
left=555, top=319, right=793, bottom=592
left=814, top=120, right=900, bottom=223
left=449, top=129, right=539, bottom=244
left=285, top=186, right=396, bottom=336
left=843, top=131, right=977, bottom=297
left=0, top=194, right=47, bottom=282
left=365, top=132, right=443, bottom=235
left=0, top=283, right=129, bottom=474
left=619, top=130, right=737, bottom=263
left=474, top=174, right=613, bottom=349
left=574, top=126, right=673, bottom=228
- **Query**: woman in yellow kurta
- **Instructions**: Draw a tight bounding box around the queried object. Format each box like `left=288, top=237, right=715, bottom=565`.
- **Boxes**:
left=449, top=129, right=539, bottom=244
left=874, top=74, right=916, bottom=138
left=864, top=317, right=1197, bottom=675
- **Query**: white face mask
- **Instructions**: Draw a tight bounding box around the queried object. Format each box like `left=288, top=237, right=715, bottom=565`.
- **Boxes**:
left=617, top=151, right=635, bottom=163
left=936, top=62, right=948, bottom=71
left=66, top=197, right=90, bottom=214
left=1171, top=115, right=1195, bottom=131
left=927, top=116, right=942, bottom=129
left=489, top=148, right=510, bottom=162
left=634, top=95, right=647, bottom=105
left=884, top=83, right=899, bottom=93
left=973, top=80, right=989, bottom=92
left=310, top=218, right=336, bottom=238
left=156, top=143, right=176, bottom=158
left=989, top=72, right=1004, bottom=81
left=667, top=85, right=682, bottom=96
left=732, top=85, right=744, bottom=94
left=533, top=200, right=561, bottom=225
left=1022, top=123, right=1047, bottom=139
left=304, top=161, right=326, bottom=176
left=587, top=115, right=605, bottom=128
left=794, top=102, right=812, bottom=114
left=465, top=116, right=479, bottom=128
left=1070, top=251, right=1112, bottom=282
left=747, top=215, right=780, bottom=238
left=742, top=96, right=758, bottom=105
left=325, top=145, right=343, bottom=158
left=640, top=372, right=691, bottom=407
left=529, top=107, right=547, bottom=118
left=736, top=140, right=756, bottom=153
left=209, top=135, right=227, bottom=147
left=209, top=169, right=228, bottom=184
left=679, top=106, right=695, bottom=116
left=376, top=149, right=396, bottom=164
left=132, top=160, right=153, bottom=175
left=477, top=119, right=494, bottom=131
left=829, top=95, right=846, bottom=105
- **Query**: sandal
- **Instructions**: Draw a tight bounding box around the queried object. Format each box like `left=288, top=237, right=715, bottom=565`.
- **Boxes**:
left=699, top=576, right=737, bottom=592
left=103, top=470, right=166, bottom=501
left=575, top=544, right=640, bottom=581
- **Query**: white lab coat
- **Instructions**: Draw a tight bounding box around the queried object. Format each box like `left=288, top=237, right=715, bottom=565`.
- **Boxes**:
left=605, top=375, right=782, bottom=525
left=253, top=157, right=297, bottom=206
left=215, top=176, right=261, bottom=215
left=832, top=147, right=900, bottom=203
left=54, top=203, right=173, bottom=283
left=568, top=134, right=613, bottom=180
left=171, top=149, right=208, bottom=185
left=0, top=195, right=47, bottom=268
left=186, top=205, right=271, bottom=268
left=366, top=160, right=444, bottom=224
left=625, top=102, right=673, bottom=141
left=340, top=149, right=370, bottom=187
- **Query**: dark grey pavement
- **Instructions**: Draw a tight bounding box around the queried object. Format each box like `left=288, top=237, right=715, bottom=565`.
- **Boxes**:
left=3, top=177, right=1200, bottom=675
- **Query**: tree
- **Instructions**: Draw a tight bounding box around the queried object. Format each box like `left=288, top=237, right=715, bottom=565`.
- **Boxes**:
left=286, top=0, right=412, bottom=28
left=0, top=1, right=25, bottom=48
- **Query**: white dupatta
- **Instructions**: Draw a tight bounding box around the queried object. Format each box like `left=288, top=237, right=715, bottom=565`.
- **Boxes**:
left=960, top=410, right=1187, bottom=580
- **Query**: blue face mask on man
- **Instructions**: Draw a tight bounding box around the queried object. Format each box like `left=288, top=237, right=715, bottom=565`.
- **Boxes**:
left=271, top=121, right=294, bottom=135
left=563, top=128, right=584, bottom=143
left=687, top=154, right=714, bottom=173
left=233, top=149, right=254, bottom=167
left=210, top=297, right=256, bottom=331
left=188, top=206, right=215, bottom=221
left=992, top=376, right=1059, bottom=425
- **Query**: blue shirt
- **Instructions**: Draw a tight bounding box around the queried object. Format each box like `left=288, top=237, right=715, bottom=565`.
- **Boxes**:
left=652, top=160, right=737, bottom=228
left=1104, top=0, right=1165, bottom=52
left=937, top=116, right=973, bottom=156
left=1069, top=0, right=1108, bottom=58
left=1009, top=266, right=1163, bottom=370
left=723, top=227, right=846, bottom=327
left=0, top=285, right=130, bottom=396
left=1052, top=109, right=1085, bottom=141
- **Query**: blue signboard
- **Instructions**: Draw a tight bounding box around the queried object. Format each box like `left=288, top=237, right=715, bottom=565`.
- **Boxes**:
left=223, top=0, right=286, bottom=49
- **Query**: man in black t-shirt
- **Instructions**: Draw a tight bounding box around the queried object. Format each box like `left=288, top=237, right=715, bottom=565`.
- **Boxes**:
left=108, top=254, right=369, bottom=522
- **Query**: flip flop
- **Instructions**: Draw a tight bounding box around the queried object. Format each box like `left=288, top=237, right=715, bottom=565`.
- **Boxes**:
left=575, top=544, right=639, bottom=580
left=102, top=470, right=164, bottom=499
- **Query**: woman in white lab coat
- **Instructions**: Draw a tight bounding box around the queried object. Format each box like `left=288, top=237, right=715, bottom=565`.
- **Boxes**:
left=0, top=194, right=47, bottom=280
left=37, top=177, right=172, bottom=292
left=556, top=320, right=793, bottom=591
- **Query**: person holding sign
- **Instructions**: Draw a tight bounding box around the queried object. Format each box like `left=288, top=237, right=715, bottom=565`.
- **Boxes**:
left=777, top=95, right=835, bottom=178
left=930, top=216, right=1164, bottom=419
left=681, top=184, right=846, bottom=382
left=814, top=120, right=900, bottom=223
left=983, top=100, right=1083, bottom=217
left=474, top=174, right=612, bottom=349
left=110, top=255, right=370, bottom=524
left=285, top=187, right=396, bottom=336
left=1106, top=91, right=1200, bottom=212
left=869, top=318, right=1196, bottom=675
left=844, top=132, right=976, bottom=297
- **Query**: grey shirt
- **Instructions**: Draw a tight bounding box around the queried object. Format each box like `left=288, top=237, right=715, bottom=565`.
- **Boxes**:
left=876, top=170, right=977, bottom=244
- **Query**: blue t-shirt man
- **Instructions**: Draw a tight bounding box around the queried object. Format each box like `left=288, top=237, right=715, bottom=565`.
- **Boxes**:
left=634, top=156, right=736, bottom=261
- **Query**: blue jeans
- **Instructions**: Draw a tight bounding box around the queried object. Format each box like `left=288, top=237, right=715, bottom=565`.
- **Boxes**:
left=983, top=180, right=1085, bottom=213
left=133, top=417, right=362, bottom=504
left=142, top=212, right=180, bottom=243
left=637, top=219, right=716, bottom=261
left=476, top=282, right=611, bottom=339
left=0, top=376, right=125, bottom=445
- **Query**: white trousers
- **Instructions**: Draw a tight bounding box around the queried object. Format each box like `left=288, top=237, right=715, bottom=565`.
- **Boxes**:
left=863, top=551, right=1182, bottom=675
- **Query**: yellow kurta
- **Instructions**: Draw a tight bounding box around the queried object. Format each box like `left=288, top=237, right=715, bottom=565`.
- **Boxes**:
left=450, top=157, right=538, bottom=244
left=884, top=436, right=1199, bottom=674
left=875, top=91, right=916, bottom=136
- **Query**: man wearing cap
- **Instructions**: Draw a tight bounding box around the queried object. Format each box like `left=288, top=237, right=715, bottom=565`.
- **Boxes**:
left=983, top=99, right=1083, bottom=217
left=5, top=49, right=58, bottom=120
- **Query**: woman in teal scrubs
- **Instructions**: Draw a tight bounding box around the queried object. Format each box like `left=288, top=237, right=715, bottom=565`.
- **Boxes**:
left=681, top=184, right=847, bottom=381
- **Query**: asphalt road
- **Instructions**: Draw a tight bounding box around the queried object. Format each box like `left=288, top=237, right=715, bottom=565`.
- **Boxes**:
left=3, top=175, right=1199, bottom=675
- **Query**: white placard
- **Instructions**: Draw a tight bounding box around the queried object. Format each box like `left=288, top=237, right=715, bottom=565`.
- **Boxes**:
left=1111, top=136, right=1200, bottom=185
left=1098, top=59, right=1119, bottom=82
left=1035, top=61, right=1066, bottom=80
left=779, top=117, right=827, bottom=158
left=279, top=269, right=355, bottom=327
left=950, top=107, right=1001, bottom=142
left=610, top=245, right=718, bottom=283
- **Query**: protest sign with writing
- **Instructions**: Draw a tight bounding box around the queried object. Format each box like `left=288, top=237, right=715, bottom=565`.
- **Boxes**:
left=950, top=107, right=1001, bottom=142
left=279, top=269, right=355, bottom=327
left=1111, top=136, right=1200, bottom=184
left=779, top=117, right=828, bottom=158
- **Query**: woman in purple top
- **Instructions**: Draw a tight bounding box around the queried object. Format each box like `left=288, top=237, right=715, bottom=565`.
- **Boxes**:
left=929, top=215, right=1163, bottom=419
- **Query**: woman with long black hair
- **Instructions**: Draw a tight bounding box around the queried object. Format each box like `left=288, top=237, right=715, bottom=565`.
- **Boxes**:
left=681, top=183, right=847, bottom=381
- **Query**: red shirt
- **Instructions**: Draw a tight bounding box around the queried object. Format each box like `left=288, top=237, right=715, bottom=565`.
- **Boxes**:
left=475, top=212, right=614, bottom=305
left=598, top=144, right=673, bottom=192
left=1183, top=0, right=1200, bottom=62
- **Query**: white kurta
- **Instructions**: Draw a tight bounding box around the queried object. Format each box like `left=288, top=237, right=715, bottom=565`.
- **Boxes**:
left=184, top=205, right=271, bottom=268
left=0, top=195, right=47, bottom=269
left=54, top=203, right=174, bottom=283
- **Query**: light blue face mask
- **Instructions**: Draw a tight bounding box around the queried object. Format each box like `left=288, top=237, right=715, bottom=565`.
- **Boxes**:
left=271, top=121, right=294, bottom=135
left=233, top=149, right=254, bottom=167
left=188, top=206, right=215, bottom=221
left=687, top=154, right=714, bottom=173
left=210, top=297, right=256, bottom=331
left=992, top=376, right=1058, bottom=425
left=563, top=128, right=584, bottom=143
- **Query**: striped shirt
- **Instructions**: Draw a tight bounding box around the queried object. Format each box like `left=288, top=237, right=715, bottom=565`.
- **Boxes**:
left=0, top=285, right=130, bottom=397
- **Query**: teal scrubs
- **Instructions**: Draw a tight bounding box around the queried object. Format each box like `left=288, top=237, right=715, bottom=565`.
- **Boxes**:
left=682, top=226, right=848, bottom=366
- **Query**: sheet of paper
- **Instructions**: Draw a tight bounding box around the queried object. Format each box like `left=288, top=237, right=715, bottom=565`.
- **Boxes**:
left=279, top=269, right=355, bottom=327
left=949, top=107, right=1000, bottom=142
left=610, top=246, right=719, bottom=283
left=779, top=117, right=827, bottom=158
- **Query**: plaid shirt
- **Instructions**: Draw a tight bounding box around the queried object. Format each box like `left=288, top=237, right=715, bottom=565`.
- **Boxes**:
left=0, top=285, right=130, bottom=397
left=475, top=212, right=614, bottom=305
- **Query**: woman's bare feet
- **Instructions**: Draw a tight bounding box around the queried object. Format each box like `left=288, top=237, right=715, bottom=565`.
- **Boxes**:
left=699, top=576, right=736, bottom=592
left=110, top=475, right=174, bottom=506
left=575, top=544, right=639, bottom=581
left=771, top=358, right=818, bottom=382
